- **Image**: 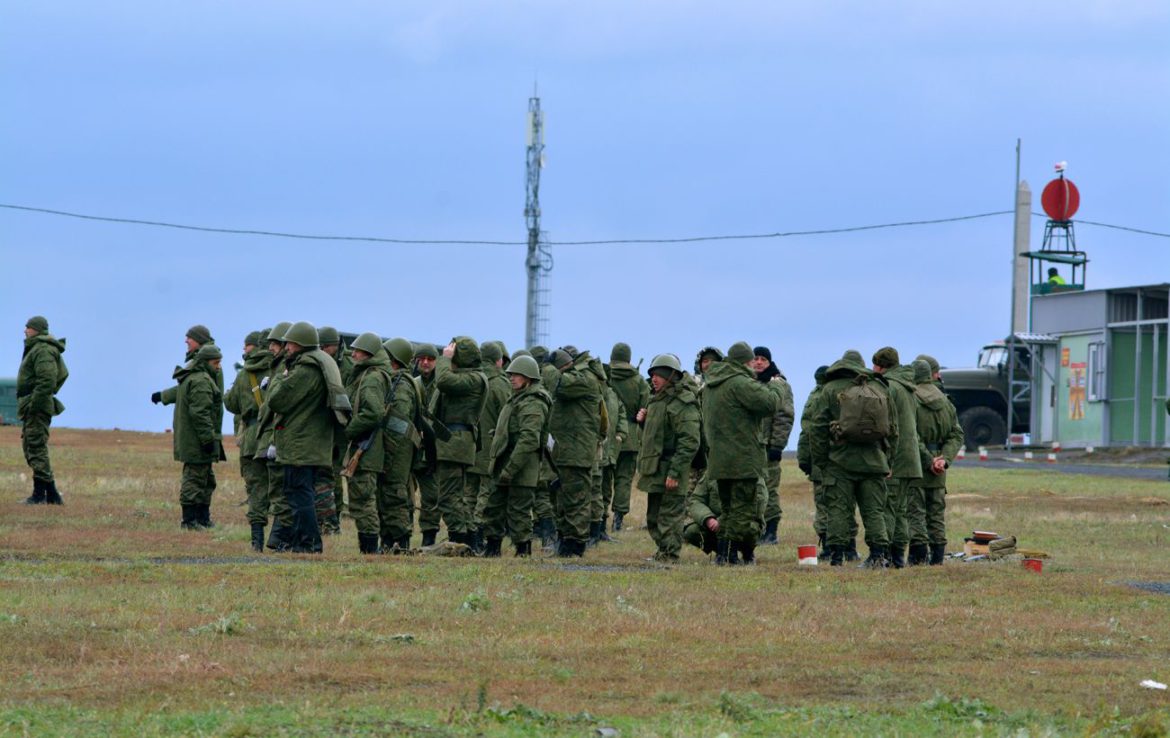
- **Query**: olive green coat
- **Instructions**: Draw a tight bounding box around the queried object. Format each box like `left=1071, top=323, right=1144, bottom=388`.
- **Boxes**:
left=252, top=352, right=285, bottom=459
left=472, top=362, right=511, bottom=475
left=599, top=385, right=629, bottom=466
left=609, top=362, right=649, bottom=453
left=701, top=360, right=777, bottom=480
left=160, top=344, right=224, bottom=404
left=490, top=381, right=552, bottom=487
left=914, top=381, right=964, bottom=489
left=433, top=339, right=487, bottom=466
left=761, top=373, right=795, bottom=451
left=224, top=347, right=272, bottom=457
left=550, top=352, right=606, bottom=468
left=796, top=384, right=824, bottom=481
left=17, top=334, right=67, bottom=419
left=172, top=358, right=224, bottom=464
left=636, top=378, right=701, bottom=490
left=343, top=350, right=393, bottom=473
left=266, top=351, right=334, bottom=467
left=883, top=365, right=923, bottom=480
left=810, top=358, right=899, bottom=477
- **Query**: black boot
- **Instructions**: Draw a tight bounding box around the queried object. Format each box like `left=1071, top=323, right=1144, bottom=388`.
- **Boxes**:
left=470, top=527, right=485, bottom=555
left=358, top=533, right=379, bottom=554
left=421, top=529, right=437, bottom=547
left=558, top=538, right=584, bottom=557
left=727, top=540, right=740, bottom=566
left=845, top=539, right=861, bottom=562
left=759, top=518, right=779, bottom=545
left=612, top=512, right=624, bottom=531
left=24, top=479, right=47, bottom=505
left=888, top=545, right=905, bottom=569
left=739, top=541, right=756, bottom=565
left=715, top=538, right=730, bottom=565
left=483, top=537, right=503, bottom=558
left=198, top=503, right=214, bottom=529
left=396, top=534, right=412, bottom=552
left=861, top=545, right=889, bottom=569
left=180, top=504, right=200, bottom=530
left=929, top=543, right=947, bottom=565
left=586, top=521, right=602, bottom=548
left=598, top=516, right=613, bottom=542
left=830, top=545, right=844, bottom=567
left=817, top=534, right=831, bottom=561
left=267, top=523, right=292, bottom=551
left=514, top=540, right=532, bottom=558
left=538, top=518, right=557, bottom=549
left=44, top=480, right=64, bottom=505
left=907, top=543, right=928, bottom=566
left=250, top=524, right=265, bottom=552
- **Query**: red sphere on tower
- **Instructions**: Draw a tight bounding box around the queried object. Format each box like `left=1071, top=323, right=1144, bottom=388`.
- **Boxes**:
left=1041, top=162, right=1080, bottom=221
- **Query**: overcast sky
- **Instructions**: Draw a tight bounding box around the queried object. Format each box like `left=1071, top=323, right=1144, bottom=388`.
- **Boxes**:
left=2, top=1, right=1167, bottom=433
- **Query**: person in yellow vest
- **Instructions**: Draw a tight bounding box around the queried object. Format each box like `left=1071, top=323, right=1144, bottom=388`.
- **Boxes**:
left=1047, top=268, right=1066, bottom=286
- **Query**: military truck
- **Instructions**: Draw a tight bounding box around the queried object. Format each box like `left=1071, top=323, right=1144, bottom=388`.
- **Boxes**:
left=939, top=339, right=1035, bottom=450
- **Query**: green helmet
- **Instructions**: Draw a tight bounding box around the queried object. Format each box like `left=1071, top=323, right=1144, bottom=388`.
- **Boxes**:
left=648, top=353, right=683, bottom=376
left=318, top=325, right=341, bottom=346
left=351, top=332, right=383, bottom=356
left=505, top=355, right=541, bottom=380
left=383, top=337, right=414, bottom=367
left=267, top=322, right=293, bottom=343
left=283, top=321, right=319, bottom=348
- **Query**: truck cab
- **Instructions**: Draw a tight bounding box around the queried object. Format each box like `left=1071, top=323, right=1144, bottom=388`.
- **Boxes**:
left=939, top=341, right=1033, bottom=450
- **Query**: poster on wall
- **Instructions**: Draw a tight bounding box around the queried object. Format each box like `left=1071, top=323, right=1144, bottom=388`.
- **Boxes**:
left=1068, top=362, right=1087, bottom=420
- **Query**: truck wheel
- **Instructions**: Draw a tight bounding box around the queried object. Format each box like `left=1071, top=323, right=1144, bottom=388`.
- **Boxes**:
left=958, top=407, right=1006, bottom=451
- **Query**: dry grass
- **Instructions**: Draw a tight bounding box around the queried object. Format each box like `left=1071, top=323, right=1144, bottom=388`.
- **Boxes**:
left=1, top=428, right=1169, bottom=735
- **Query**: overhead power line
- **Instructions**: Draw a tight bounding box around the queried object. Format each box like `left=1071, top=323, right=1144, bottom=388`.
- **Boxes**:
left=2, top=202, right=1166, bottom=245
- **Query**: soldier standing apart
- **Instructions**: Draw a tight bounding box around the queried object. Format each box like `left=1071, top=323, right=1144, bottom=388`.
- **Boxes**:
left=413, top=343, right=442, bottom=546
left=484, top=355, right=553, bottom=557
left=224, top=330, right=273, bottom=550
left=811, top=350, right=898, bottom=568
left=701, top=342, right=777, bottom=565
left=549, top=347, right=606, bottom=557
left=265, top=321, right=336, bottom=554
left=635, top=354, right=701, bottom=563
left=341, top=333, right=393, bottom=554
left=433, top=337, right=487, bottom=547
left=17, top=315, right=68, bottom=505
left=907, top=359, right=964, bottom=565
left=467, top=341, right=510, bottom=553
left=607, top=342, right=649, bottom=532
left=871, top=347, right=922, bottom=568
left=160, top=344, right=225, bottom=529
left=379, top=339, right=425, bottom=552
left=752, top=346, right=795, bottom=545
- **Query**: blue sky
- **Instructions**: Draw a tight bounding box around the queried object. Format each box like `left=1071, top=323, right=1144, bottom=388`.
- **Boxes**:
left=2, top=1, right=1167, bottom=433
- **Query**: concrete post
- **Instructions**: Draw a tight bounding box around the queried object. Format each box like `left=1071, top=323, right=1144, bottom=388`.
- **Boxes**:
left=1012, top=181, right=1032, bottom=333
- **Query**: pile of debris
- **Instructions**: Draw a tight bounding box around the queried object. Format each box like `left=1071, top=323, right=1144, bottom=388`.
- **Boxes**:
left=951, top=530, right=1050, bottom=563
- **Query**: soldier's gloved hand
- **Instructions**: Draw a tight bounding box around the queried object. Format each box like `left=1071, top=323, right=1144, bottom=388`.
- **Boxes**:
left=150, top=392, right=162, bottom=404
left=766, top=447, right=783, bottom=462
left=201, top=441, right=216, bottom=454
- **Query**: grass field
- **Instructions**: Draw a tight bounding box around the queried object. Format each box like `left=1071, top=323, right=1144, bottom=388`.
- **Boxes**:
left=2, top=427, right=1169, bottom=737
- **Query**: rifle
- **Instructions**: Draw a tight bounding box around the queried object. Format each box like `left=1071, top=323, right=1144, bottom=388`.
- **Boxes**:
left=341, top=435, right=374, bottom=478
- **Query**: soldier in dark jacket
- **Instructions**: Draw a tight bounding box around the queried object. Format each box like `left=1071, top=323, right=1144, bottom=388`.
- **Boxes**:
left=17, top=316, right=68, bottom=505
left=701, top=342, right=778, bottom=565
left=752, top=345, right=795, bottom=545
left=223, top=331, right=273, bottom=550
left=166, top=344, right=225, bottom=530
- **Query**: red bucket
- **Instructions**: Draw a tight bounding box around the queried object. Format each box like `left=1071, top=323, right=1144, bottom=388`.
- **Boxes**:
left=1022, top=558, right=1043, bottom=573
left=797, top=544, right=818, bottom=565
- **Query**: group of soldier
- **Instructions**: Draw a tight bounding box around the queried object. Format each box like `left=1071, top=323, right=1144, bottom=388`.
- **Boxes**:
left=18, top=314, right=964, bottom=568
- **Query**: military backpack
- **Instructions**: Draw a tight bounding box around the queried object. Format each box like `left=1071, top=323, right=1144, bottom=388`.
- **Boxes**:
left=832, top=374, right=891, bottom=443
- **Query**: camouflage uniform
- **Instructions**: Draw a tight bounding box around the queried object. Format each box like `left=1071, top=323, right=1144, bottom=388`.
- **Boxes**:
left=908, top=359, right=964, bottom=565
left=342, top=347, right=393, bottom=552
left=484, top=373, right=552, bottom=554
left=875, top=352, right=923, bottom=567
left=636, top=372, right=701, bottom=561
left=755, top=351, right=795, bottom=542
left=17, top=319, right=67, bottom=504
left=607, top=343, right=649, bottom=529
left=431, top=338, right=486, bottom=544
left=223, top=341, right=273, bottom=539
left=549, top=350, right=606, bottom=554
left=413, top=345, right=441, bottom=543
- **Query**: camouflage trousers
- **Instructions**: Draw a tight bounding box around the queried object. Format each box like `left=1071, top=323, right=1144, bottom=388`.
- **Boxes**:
left=483, top=483, right=536, bottom=544
left=346, top=470, right=380, bottom=537
left=763, top=460, right=783, bottom=523
left=465, top=471, right=492, bottom=528
left=314, top=465, right=339, bottom=534
left=823, top=465, right=888, bottom=549
left=267, top=460, right=292, bottom=527
left=592, top=463, right=615, bottom=523
left=554, top=465, right=593, bottom=543
left=813, top=481, right=858, bottom=541
left=415, top=469, right=440, bottom=534
left=240, top=456, right=269, bottom=526
left=20, top=412, right=53, bottom=482
left=883, top=477, right=914, bottom=549
left=377, top=474, right=414, bottom=544
left=435, top=461, right=472, bottom=536
left=713, top=477, right=764, bottom=544
left=611, top=452, right=637, bottom=517
left=645, top=485, right=685, bottom=558
left=907, top=485, right=947, bottom=546
left=179, top=463, right=216, bottom=506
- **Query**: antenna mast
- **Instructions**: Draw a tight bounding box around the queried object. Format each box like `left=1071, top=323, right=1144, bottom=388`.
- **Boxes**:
left=524, top=91, right=552, bottom=348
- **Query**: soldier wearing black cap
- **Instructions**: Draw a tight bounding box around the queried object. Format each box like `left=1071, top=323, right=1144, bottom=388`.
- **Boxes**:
left=152, top=324, right=222, bottom=407
left=18, top=316, right=68, bottom=505
left=751, top=345, right=795, bottom=546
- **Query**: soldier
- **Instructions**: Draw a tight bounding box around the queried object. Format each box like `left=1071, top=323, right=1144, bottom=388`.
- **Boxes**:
left=635, top=354, right=701, bottom=563
left=413, top=343, right=442, bottom=546
left=527, top=345, right=559, bottom=548
left=907, top=359, right=964, bottom=565
left=607, top=342, right=649, bottom=532
left=483, top=355, right=553, bottom=557
left=871, top=347, right=922, bottom=568
left=915, top=354, right=945, bottom=391
left=152, top=325, right=223, bottom=401
left=548, top=347, right=607, bottom=557
left=340, top=332, right=393, bottom=553
left=701, top=342, right=777, bottom=565
left=318, top=325, right=350, bottom=534
left=752, top=346, right=795, bottom=545
left=265, top=321, right=338, bottom=554
left=17, top=316, right=68, bottom=505
left=223, top=330, right=273, bottom=550
left=378, top=338, right=425, bottom=552
left=253, top=322, right=294, bottom=550
left=432, top=337, right=487, bottom=547
left=467, top=340, right=510, bottom=553
left=811, top=349, right=898, bottom=568
left=163, top=343, right=225, bottom=529
left=590, top=378, right=628, bottom=545
left=797, top=365, right=860, bottom=560
left=318, top=326, right=354, bottom=385
left=683, top=475, right=721, bottom=558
